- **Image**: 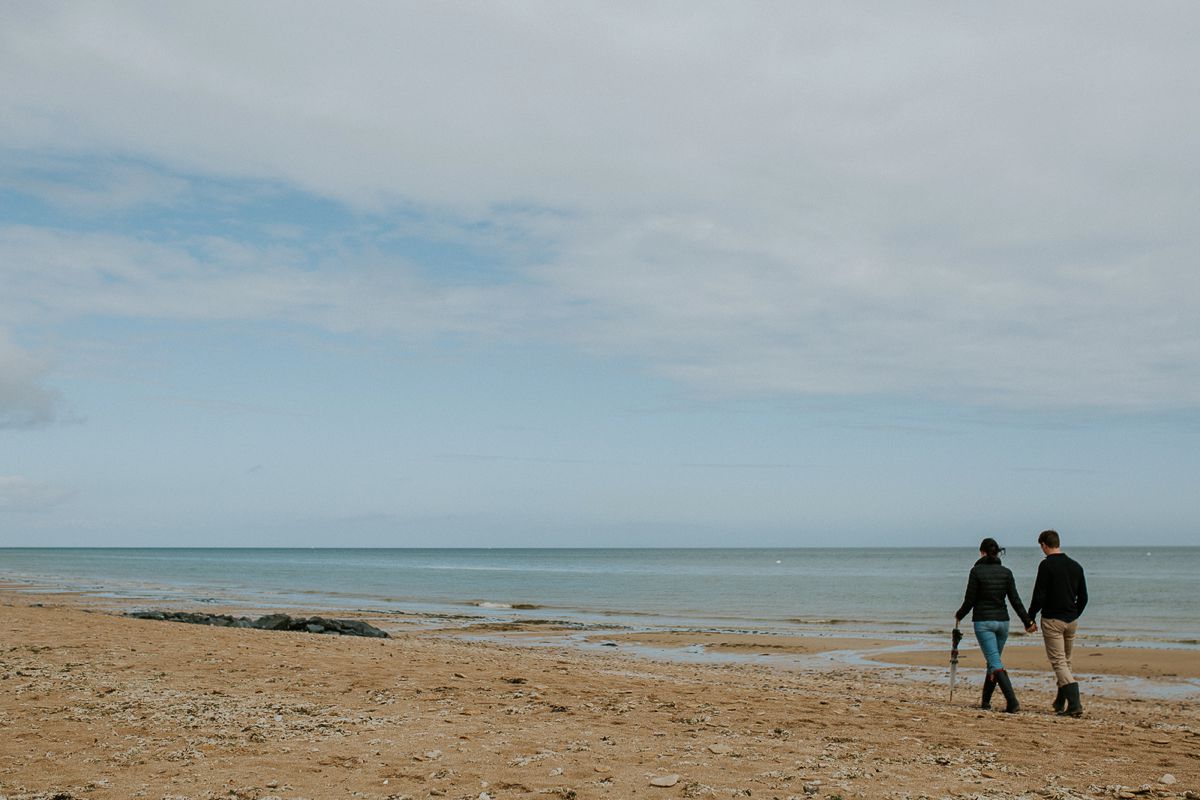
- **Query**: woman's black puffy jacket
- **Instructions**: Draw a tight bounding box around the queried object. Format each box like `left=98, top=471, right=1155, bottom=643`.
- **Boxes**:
left=955, top=556, right=1032, bottom=625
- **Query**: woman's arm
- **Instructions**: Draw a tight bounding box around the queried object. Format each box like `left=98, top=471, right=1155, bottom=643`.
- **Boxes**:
left=1007, top=570, right=1032, bottom=628
left=954, top=568, right=978, bottom=622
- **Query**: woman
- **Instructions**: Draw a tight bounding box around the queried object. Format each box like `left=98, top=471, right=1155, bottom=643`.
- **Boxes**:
left=954, top=537, right=1035, bottom=712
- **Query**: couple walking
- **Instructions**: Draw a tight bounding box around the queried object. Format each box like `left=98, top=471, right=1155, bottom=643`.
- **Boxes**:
left=953, top=529, right=1087, bottom=716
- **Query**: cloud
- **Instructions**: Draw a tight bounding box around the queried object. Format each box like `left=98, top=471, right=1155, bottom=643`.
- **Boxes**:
left=534, top=213, right=1200, bottom=409
left=2, top=4, right=1198, bottom=410
left=0, top=475, right=74, bottom=512
left=1, top=155, right=189, bottom=213
left=4, top=4, right=1195, bottom=217
left=0, top=330, right=62, bottom=428
left=0, top=224, right=554, bottom=339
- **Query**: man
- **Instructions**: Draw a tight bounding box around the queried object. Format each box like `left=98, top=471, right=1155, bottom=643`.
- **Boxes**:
left=1027, top=529, right=1088, bottom=717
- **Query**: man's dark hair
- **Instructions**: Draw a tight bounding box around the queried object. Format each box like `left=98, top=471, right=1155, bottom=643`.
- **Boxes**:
left=1038, top=529, right=1061, bottom=549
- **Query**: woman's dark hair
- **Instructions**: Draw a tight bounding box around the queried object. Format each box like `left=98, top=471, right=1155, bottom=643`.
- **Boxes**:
left=979, top=537, right=1005, bottom=558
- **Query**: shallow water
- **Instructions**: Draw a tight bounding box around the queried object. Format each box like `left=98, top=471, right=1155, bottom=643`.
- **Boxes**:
left=2, top=546, right=1197, bottom=645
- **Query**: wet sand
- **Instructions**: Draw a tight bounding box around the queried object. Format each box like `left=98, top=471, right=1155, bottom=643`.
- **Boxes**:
left=2, top=590, right=1199, bottom=800
left=578, top=630, right=1200, bottom=681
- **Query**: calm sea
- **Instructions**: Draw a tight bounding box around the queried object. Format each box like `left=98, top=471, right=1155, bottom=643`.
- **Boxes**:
left=1, top=547, right=1196, bottom=646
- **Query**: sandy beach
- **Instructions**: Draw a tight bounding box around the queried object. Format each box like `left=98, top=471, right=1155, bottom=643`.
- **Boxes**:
left=2, top=589, right=1198, bottom=800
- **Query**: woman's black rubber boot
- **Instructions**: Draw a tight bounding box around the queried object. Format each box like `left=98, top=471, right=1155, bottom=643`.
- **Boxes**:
left=1057, top=682, right=1083, bottom=717
left=980, top=673, right=997, bottom=710
left=1052, top=684, right=1067, bottom=713
left=993, top=669, right=1020, bottom=713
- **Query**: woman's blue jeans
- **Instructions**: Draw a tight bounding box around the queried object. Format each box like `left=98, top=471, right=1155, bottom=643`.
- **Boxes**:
left=973, top=620, right=1009, bottom=675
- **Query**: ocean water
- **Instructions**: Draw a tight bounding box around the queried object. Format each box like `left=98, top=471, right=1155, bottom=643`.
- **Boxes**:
left=1, top=547, right=1197, bottom=646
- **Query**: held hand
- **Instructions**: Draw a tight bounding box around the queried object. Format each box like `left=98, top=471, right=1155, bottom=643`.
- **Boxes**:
left=1026, top=621, right=1038, bottom=633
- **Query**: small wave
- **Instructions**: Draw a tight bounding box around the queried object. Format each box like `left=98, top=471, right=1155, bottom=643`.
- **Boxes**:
left=469, top=600, right=543, bottom=610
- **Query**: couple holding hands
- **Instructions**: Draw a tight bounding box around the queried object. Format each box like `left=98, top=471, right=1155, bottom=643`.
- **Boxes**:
left=954, top=529, right=1088, bottom=716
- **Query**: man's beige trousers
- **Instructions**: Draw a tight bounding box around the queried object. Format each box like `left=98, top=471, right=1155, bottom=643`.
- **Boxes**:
left=1040, top=617, right=1079, bottom=686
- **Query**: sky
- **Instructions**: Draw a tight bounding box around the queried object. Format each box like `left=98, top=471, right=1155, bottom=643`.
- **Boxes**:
left=1, top=2, right=1198, bottom=547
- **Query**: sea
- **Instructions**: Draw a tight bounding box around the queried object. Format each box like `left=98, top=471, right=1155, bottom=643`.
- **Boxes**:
left=1, top=547, right=1197, bottom=648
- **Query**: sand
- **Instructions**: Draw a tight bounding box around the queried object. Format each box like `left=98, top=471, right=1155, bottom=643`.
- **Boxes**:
left=2, top=589, right=1198, bottom=800
left=578, top=631, right=1200, bottom=681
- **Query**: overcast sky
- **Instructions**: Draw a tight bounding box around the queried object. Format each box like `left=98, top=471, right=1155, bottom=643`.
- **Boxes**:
left=2, top=2, right=1198, bottom=547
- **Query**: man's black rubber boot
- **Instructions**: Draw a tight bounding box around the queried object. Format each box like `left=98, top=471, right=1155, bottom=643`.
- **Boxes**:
left=980, top=673, right=997, bottom=710
left=1052, top=684, right=1067, bottom=713
left=1057, top=682, right=1083, bottom=717
left=994, top=669, right=1020, bottom=713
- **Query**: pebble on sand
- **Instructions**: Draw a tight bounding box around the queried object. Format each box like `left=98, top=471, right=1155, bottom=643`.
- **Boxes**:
left=650, top=774, right=681, bottom=787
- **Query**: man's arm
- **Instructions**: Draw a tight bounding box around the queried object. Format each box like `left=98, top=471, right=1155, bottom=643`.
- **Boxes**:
left=1075, top=565, right=1088, bottom=616
left=1027, top=560, right=1046, bottom=620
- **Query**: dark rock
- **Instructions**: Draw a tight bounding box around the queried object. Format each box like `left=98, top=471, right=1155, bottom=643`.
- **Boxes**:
left=251, top=614, right=293, bottom=631
left=332, top=618, right=389, bottom=637
left=126, top=610, right=389, bottom=638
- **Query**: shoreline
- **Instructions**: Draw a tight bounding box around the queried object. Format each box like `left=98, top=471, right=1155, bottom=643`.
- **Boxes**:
left=4, top=574, right=1198, bottom=648
left=5, top=578, right=1199, bottom=702
left=3, top=546, right=1197, bottom=650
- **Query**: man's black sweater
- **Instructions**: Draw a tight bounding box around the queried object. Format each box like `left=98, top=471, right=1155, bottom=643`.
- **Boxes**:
left=1028, top=552, right=1087, bottom=623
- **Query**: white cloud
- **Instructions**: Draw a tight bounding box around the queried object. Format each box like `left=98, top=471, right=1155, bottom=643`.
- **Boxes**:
left=0, top=475, right=74, bottom=512
left=0, top=225, right=553, bottom=339
left=534, top=213, right=1200, bottom=409
left=0, top=155, right=189, bottom=213
left=0, top=329, right=62, bottom=427
left=2, top=3, right=1198, bottom=409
